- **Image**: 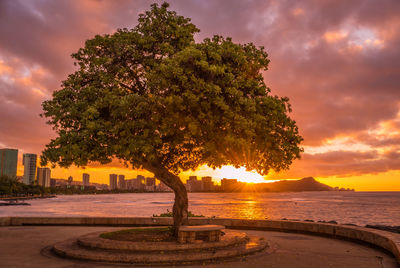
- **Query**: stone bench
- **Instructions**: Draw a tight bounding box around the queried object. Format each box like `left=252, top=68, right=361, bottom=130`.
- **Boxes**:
left=178, top=225, right=225, bottom=243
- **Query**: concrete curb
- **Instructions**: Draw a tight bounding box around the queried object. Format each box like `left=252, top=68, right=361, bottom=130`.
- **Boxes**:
left=1, top=216, right=399, bottom=264
left=78, top=229, right=248, bottom=251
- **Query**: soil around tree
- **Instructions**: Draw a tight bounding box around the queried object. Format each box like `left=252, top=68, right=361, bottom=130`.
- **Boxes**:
left=100, top=227, right=175, bottom=242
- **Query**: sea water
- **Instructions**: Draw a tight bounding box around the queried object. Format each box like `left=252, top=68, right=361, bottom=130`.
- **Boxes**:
left=1, top=191, right=399, bottom=226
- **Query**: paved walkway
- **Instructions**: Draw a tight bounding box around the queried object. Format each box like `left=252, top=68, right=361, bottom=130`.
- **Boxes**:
left=0, top=226, right=398, bottom=268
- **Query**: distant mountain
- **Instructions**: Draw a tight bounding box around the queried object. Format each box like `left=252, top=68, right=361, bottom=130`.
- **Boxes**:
left=251, top=177, right=334, bottom=192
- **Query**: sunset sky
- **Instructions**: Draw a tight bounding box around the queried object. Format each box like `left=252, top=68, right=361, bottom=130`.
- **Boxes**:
left=1, top=0, right=399, bottom=190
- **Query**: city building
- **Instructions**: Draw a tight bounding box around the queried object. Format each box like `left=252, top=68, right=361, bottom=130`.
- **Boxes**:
left=144, top=177, right=156, bottom=191
left=125, top=178, right=133, bottom=190
left=157, top=181, right=171, bottom=192
left=23, top=153, right=37, bottom=185
left=146, top=177, right=156, bottom=186
left=82, top=173, right=90, bottom=186
left=50, top=178, right=68, bottom=188
left=0, top=148, right=18, bottom=179
left=186, top=176, right=203, bottom=192
left=118, top=175, right=125, bottom=189
left=126, top=175, right=145, bottom=191
left=221, top=178, right=239, bottom=192
left=109, top=174, right=118, bottom=190
left=91, top=183, right=109, bottom=190
left=36, top=167, right=51, bottom=187
left=70, top=181, right=84, bottom=189
left=201, top=176, right=214, bottom=191
left=136, top=175, right=145, bottom=190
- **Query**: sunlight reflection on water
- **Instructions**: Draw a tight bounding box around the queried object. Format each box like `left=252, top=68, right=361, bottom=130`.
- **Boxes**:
left=1, top=192, right=399, bottom=226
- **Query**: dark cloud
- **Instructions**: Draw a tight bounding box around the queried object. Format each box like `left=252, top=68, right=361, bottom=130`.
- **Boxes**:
left=279, top=150, right=400, bottom=178
left=0, top=0, right=400, bottom=178
left=0, top=0, right=145, bottom=153
left=356, top=132, right=400, bottom=147
left=0, top=0, right=143, bottom=78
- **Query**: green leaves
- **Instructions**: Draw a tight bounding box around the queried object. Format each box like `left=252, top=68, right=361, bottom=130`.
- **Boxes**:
left=41, top=2, right=302, bottom=176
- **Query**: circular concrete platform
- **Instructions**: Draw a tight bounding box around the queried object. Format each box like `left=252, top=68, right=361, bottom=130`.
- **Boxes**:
left=53, top=229, right=267, bottom=264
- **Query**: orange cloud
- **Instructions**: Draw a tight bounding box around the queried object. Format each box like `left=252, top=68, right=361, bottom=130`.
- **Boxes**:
left=324, top=31, right=348, bottom=43
left=0, top=60, right=13, bottom=74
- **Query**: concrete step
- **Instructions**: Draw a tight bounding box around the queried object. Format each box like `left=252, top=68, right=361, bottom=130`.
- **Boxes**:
left=77, top=229, right=248, bottom=252
left=53, top=235, right=268, bottom=264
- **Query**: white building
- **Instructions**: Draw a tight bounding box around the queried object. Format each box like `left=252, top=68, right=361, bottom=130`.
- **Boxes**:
left=36, top=167, right=51, bottom=187
left=23, top=153, right=37, bottom=185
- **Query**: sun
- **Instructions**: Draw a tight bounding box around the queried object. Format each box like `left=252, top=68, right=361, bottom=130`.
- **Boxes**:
left=216, top=166, right=266, bottom=184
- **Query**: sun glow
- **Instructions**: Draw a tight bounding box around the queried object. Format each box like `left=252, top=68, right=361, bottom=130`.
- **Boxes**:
left=215, top=166, right=266, bottom=184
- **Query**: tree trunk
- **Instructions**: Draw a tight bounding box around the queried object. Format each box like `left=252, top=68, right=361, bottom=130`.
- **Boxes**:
left=143, top=162, right=189, bottom=236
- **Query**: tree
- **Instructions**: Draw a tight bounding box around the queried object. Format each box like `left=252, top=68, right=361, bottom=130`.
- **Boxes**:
left=41, top=2, right=303, bottom=233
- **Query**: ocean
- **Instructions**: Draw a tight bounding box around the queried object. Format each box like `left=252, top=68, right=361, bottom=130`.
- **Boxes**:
left=1, top=191, right=399, bottom=226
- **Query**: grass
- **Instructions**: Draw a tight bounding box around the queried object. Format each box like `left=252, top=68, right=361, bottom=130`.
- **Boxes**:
left=100, top=227, right=173, bottom=242
left=152, top=209, right=205, bottom=217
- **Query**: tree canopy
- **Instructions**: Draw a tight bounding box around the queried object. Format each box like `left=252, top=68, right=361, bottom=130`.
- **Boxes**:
left=41, top=2, right=303, bottom=230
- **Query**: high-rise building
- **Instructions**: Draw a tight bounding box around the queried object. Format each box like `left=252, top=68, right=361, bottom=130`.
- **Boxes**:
left=146, top=177, right=156, bottom=186
left=109, top=174, right=118, bottom=190
left=144, top=177, right=156, bottom=191
left=157, top=181, right=171, bottom=192
left=82, top=173, right=90, bottom=186
left=23, top=153, right=37, bottom=185
left=137, top=175, right=145, bottom=181
left=201, top=176, right=214, bottom=191
left=37, top=167, right=51, bottom=187
left=186, top=176, right=203, bottom=192
left=118, top=175, right=125, bottom=189
left=126, top=175, right=145, bottom=191
left=0, top=148, right=18, bottom=179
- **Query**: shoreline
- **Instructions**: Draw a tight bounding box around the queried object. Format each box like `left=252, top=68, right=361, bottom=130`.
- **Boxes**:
left=2, top=191, right=400, bottom=199
left=1, top=192, right=399, bottom=228
left=0, top=195, right=56, bottom=206
left=0, top=194, right=56, bottom=200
